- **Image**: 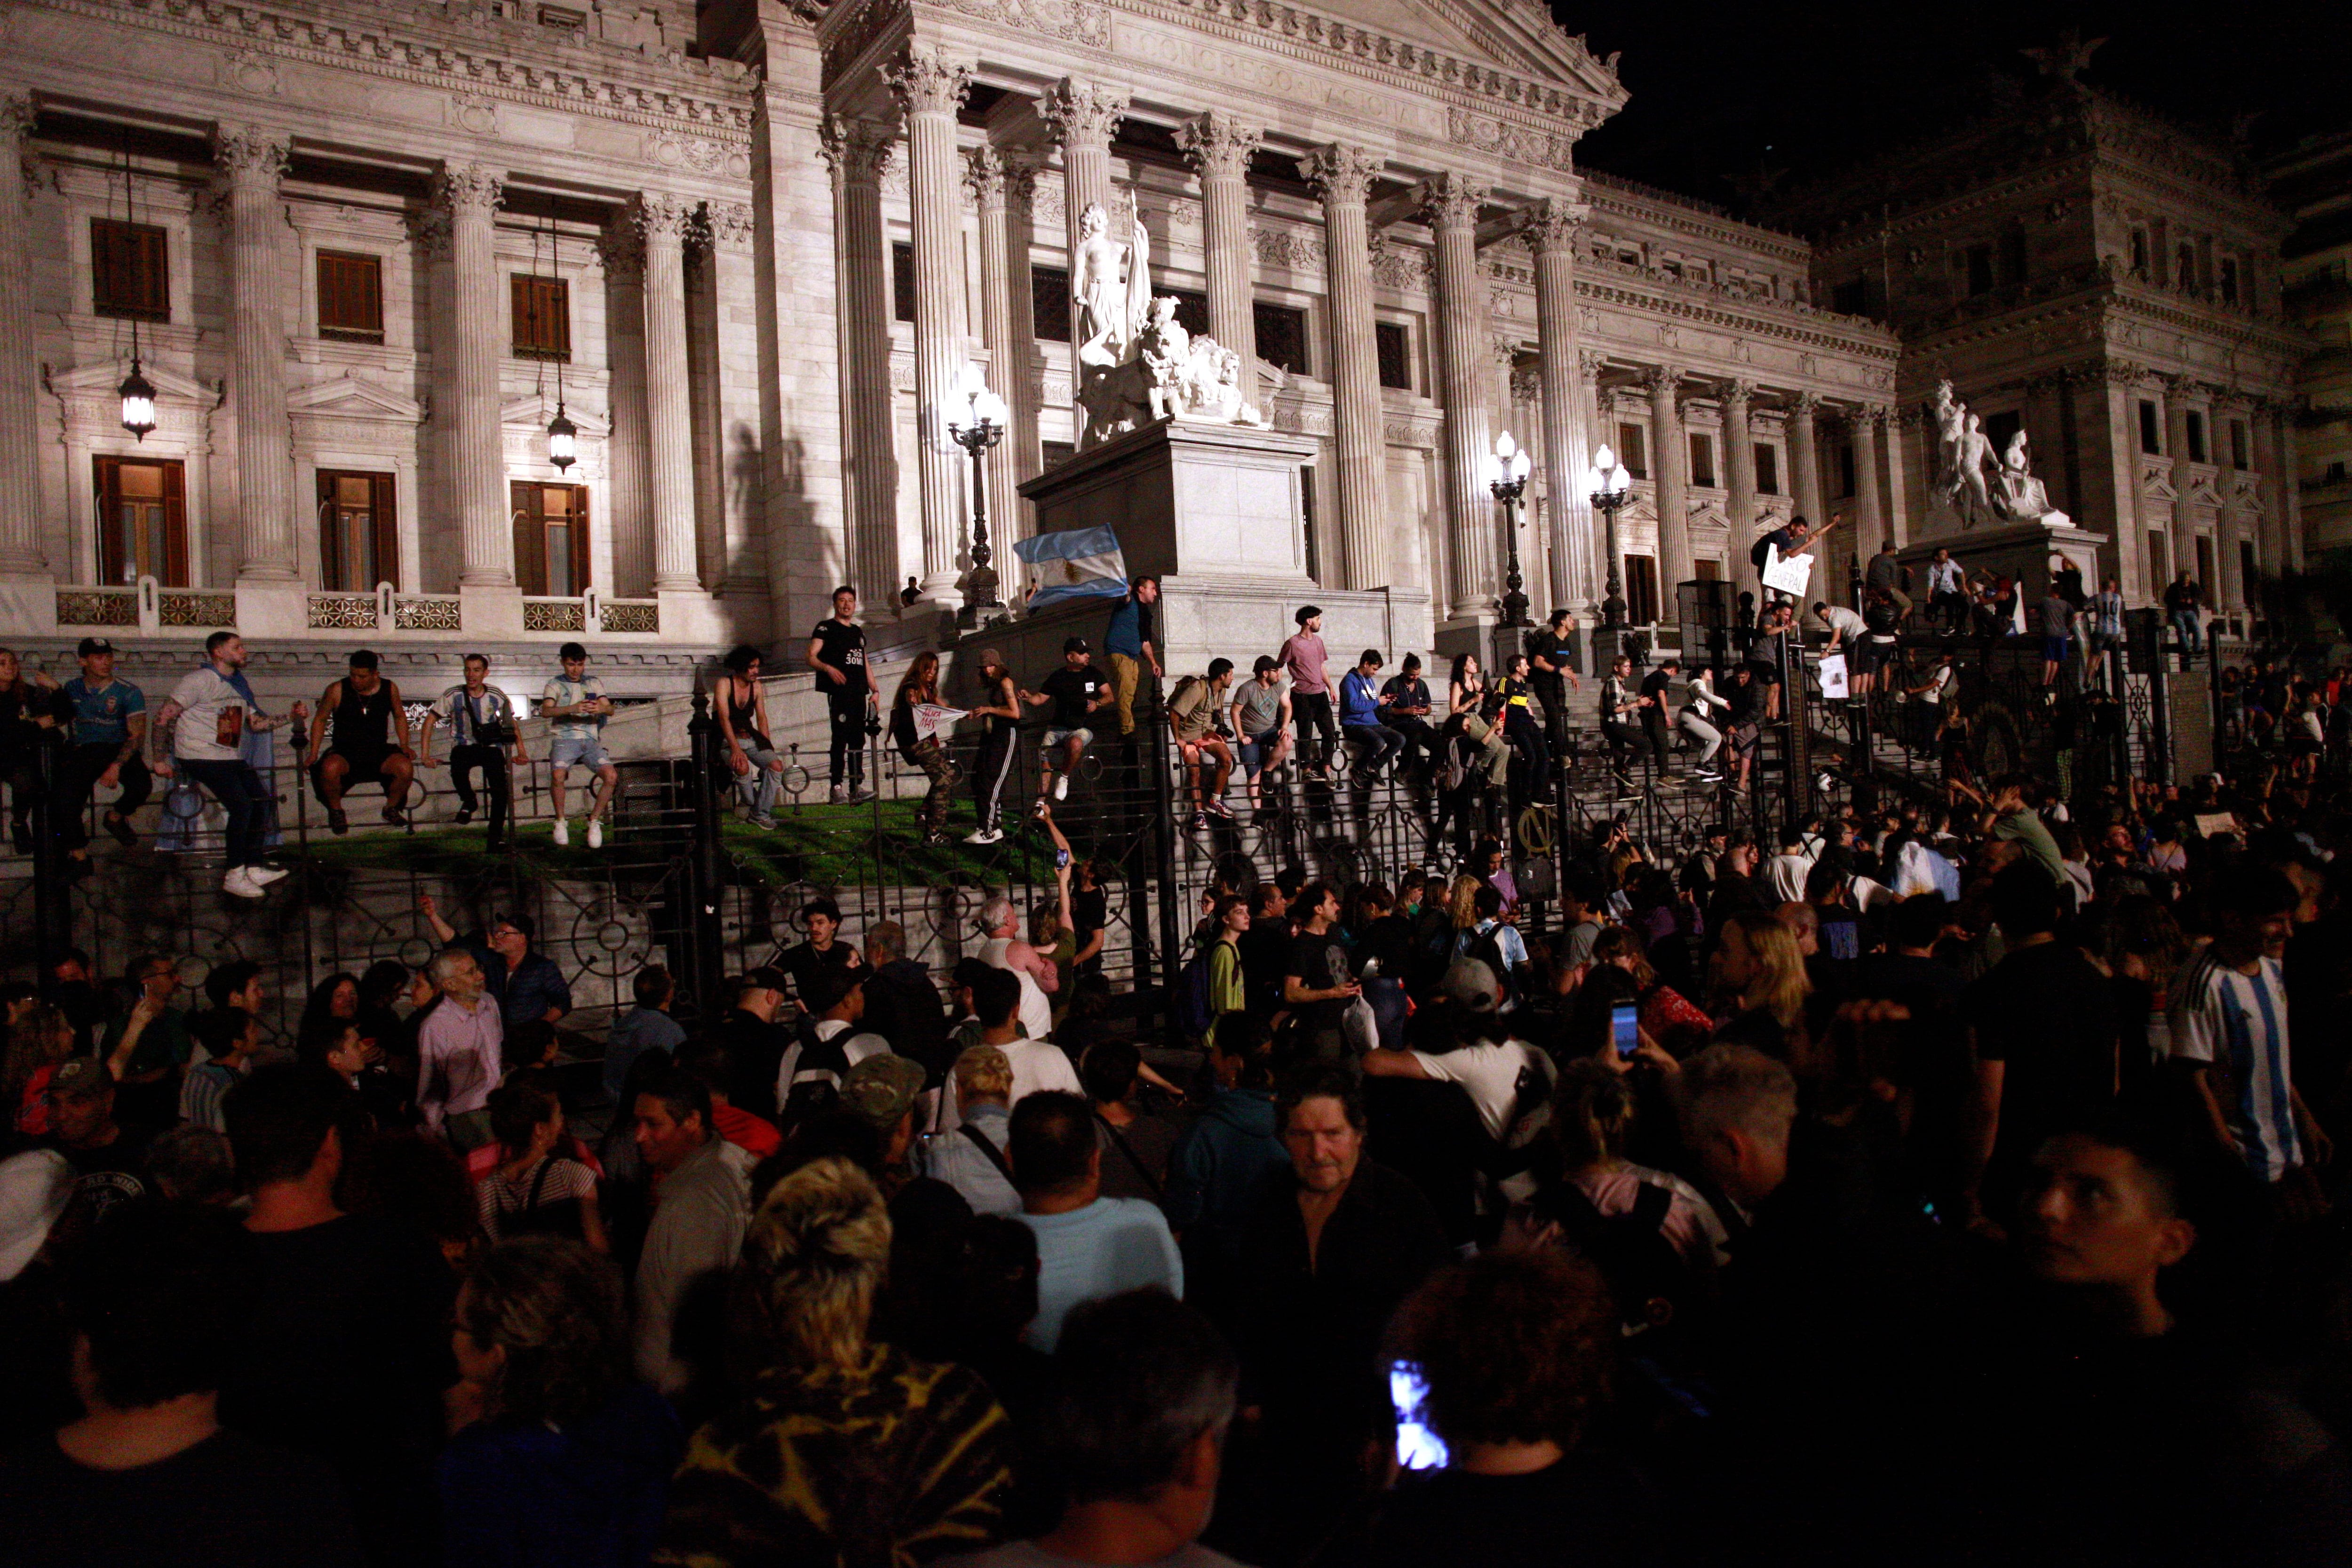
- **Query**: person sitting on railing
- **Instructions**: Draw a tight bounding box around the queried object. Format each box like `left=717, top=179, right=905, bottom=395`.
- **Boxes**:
left=715, top=645, right=787, bottom=833
left=418, top=654, right=526, bottom=853
left=1445, top=653, right=1512, bottom=804
left=1338, top=649, right=1404, bottom=786
left=304, top=650, right=416, bottom=836
left=1229, top=655, right=1292, bottom=811
left=541, top=641, right=619, bottom=850
left=53, top=637, right=153, bottom=872
left=153, top=632, right=307, bottom=900
left=1379, top=653, right=1439, bottom=783
left=1169, top=658, right=1237, bottom=832
left=1494, top=654, right=1551, bottom=800
left=1021, top=637, right=1112, bottom=810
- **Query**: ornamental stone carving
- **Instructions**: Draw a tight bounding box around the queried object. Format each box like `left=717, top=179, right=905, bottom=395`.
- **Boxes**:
left=1038, top=80, right=1128, bottom=148
left=1928, top=379, right=2065, bottom=531
left=433, top=163, right=504, bottom=215
left=817, top=114, right=897, bottom=183
left=884, top=53, right=971, bottom=117
left=631, top=191, right=694, bottom=241
left=1446, top=108, right=1581, bottom=173
left=1301, top=143, right=1383, bottom=206
left=215, top=127, right=290, bottom=184
left=962, top=144, right=1006, bottom=204
left=1176, top=111, right=1260, bottom=179
left=1521, top=197, right=1589, bottom=253
left=706, top=201, right=755, bottom=248
left=1418, top=173, right=1488, bottom=231
left=1253, top=227, right=1325, bottom=271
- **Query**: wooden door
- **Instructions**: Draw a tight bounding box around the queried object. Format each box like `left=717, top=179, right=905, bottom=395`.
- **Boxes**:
left=95, top=455, right=188, bottom=586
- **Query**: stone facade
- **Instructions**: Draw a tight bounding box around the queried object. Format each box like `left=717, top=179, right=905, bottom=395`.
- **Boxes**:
left=1772, top=80, right=2310, bottom=617
left=0, top=1, right=2317, bottom=693
left=2268, top=128, right=2352, bottom=558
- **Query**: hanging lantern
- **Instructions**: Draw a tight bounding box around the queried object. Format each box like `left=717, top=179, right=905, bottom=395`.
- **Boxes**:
left=118, top=359, right=157, bottom=440
left=546, top=402, right=577, bottom=470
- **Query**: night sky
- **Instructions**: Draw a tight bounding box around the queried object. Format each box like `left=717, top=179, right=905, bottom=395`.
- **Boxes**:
left=1561, top=0, right=2350, bottom=218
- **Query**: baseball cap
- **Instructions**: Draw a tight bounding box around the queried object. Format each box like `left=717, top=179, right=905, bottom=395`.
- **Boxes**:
left=77, top=637, right=116, bottom=657
left=1439, top=957, right=1502, bottom=1013
left=1064, top=636, right=1091, bottom=654
left=839, top=1052, right=925, bottom=1130
left=49, top=1058, right=114, bottom=1101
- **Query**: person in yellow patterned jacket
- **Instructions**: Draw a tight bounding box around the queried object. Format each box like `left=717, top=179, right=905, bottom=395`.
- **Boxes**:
left=653, top=1158, right=1014, bottom=1567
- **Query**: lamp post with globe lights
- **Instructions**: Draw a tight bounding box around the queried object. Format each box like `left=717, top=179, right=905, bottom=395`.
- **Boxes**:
left=946, top=365, right=1010, bottom=627
left=1490, top=430, right=1533, bottom=628
left=1586, top=445, right=1634, bottom=638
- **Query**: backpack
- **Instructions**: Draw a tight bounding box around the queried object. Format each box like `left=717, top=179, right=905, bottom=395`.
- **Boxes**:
left=1536, top=1176, right=1694, bottom=1331
left=1178, top=940, right=1221, bottom=1040
left=1465, top=925, right=1519, bottom=1008
left=1748, top=533, right=1775, bottom=573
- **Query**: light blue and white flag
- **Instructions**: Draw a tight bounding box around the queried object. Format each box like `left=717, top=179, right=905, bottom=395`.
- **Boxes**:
left=1014, top=525, right=1129, bottom=610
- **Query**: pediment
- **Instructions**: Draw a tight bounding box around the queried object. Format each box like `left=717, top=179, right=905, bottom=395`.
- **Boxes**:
left=288, top=374, right=423, bottom=422
left=48, top=358, right=212, bottom=403
left=1314, top=0, right=1628, bottom=103
left=500, top=394, right=610, bottom=437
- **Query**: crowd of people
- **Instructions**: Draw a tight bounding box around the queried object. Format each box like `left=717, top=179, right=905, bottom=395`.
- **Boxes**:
left=5, top=669, right=2352, bottom=1567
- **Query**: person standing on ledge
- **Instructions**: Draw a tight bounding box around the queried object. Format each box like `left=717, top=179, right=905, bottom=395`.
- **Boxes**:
left=808, top=585, right=878, bottom=805
left=1281, top=605, right=1336, bottom=782
left=541, top=641, right=617, bottom=850
left=305, top=649, right=416, bottom=836
left=1103, top=574, right=1161, bottom=742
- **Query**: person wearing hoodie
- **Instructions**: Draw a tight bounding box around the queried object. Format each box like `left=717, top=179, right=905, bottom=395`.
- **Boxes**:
left=1162, top=1015, right=1286, bottom=1324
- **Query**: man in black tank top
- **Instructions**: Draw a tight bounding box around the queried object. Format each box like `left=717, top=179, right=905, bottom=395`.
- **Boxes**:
left=305, top=649, right=416, bottom=834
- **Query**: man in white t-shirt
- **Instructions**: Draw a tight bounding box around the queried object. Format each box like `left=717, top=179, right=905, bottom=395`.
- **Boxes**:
left=152, top=632, right=307, bottom=899
left=937, top=969, right=1081, bottom=1130
left=1360, top=958, right=1555, bottom=1143
left=975, top=892, right=1056, bottom=1040
left=2165, top=864, right=2329, bottom=1188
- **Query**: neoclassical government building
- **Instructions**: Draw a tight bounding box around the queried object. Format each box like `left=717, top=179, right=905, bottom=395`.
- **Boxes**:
left=0, top=0, right=2313, bottom=679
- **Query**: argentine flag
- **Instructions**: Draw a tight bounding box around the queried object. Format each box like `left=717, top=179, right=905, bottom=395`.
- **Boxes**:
left=1014, top=525, right=1129, bottom=610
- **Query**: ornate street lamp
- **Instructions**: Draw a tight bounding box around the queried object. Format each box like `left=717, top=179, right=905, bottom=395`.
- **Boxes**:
left=1490, top=430, right=1533, bottom=628
left=1586, top=443, right=1634, bottom=635
left=946, top=364, right=1009, bottom=626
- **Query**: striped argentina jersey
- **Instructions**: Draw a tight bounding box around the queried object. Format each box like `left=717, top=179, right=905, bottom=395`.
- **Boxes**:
left=2166, top=950, right=2300, bottom=1181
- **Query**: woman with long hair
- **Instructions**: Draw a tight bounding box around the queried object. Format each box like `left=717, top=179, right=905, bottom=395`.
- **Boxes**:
left=1531, top=1059, right=1726, bottom=1276
left=440, top=1236, right=681, bottom=1568
left=1707, top=909, right=1812, bottom=1062
left=658, top=1160, right=1013, bottom=1562
left=889, top=651, right=954, bottom=845
left=299, top=971, right=361, bottom=1042
left=477, top=1075, right=607, bottom=1251
left=2, top=1002, right=74, bottom=1137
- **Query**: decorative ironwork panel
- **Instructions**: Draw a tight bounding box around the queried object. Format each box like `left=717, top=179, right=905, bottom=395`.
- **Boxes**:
left=56, top=589, right=138, bottom=626
left=158, top=592, right=237, bottom=628
left=523, top=598, right=587, bottom=633
left=308, top=593, right=379, bottom=630
left=394, top=597, right=462, bottom=631
left=600, top=601, right=659, bottom=635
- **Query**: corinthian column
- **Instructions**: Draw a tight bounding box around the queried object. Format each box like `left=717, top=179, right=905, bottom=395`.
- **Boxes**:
left=0, top=98, right=45, bottom=576
left=819, top=115, right=900, bottom=608
left=1303, top=143, right=1386, bottom=589
left=218, top=128, right=296, bottom=583
left=1177, top=111, right=1260, bottom=401
left=966, top=147, right=1026, bottom=556
left=1644, top=365, right=1690, bottom=626
left=1851, top=406, right=1885, bottom=599
left=1422, top=173, right=1493, bottom=621
left=1039, top=80, right=1128, bottom=392
left=1722, top=379, right=1759, bottom=606
left=635, top=193, right=700, bottom=593
left=437, top=163, right=511, bottom=587
left=1526, top=199, right=1589, bottom=614
left=887, top=52, right=973, bottom=605
left=1786, top=391, right=1825, bottom=600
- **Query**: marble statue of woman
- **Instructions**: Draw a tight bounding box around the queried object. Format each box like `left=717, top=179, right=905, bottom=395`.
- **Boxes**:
left=1995, top=430, right=2051, bottom=518
left=1073, top=200, right=1152, bottom=370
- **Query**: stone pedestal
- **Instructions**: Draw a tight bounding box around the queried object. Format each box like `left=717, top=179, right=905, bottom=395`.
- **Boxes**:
left=1899, top=510, right=2105, bottom=609
left=1014, top=419, right=1392, bottom=674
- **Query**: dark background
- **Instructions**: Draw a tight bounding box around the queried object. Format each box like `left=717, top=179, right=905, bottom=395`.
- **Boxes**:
left=1561, top=0, right=2350, bottom=216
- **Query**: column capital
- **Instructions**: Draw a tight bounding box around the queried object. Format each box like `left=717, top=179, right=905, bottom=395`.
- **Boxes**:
left=705, top=200, right=755, bottom=249
left=1721, top=377, right=1756, bottom=409
left=818, top=113, right=898, bottom=184
left=1510, top=365, right=1543, bottom=405
left=999, top=147, right=1046, bottom=207
left=885, top=51, right=971, bottom=119
left=1039, top=79, right=1128, bottom=149
left=1176, top=111, right=1260, bottom=180
left=1788, top=389, right=1824, bottom=418
left=1491, top=331, right=1521, bottom=366
left=1848, top=402, right=1887, bottom=431
left=962, top=144, right=1008, bottom=206
left=433, top=162, right=504, bottom=216
left=631, top=191, right=695, bottom=243
left=1417, top=172, right=1488, bottom=231
left=215, top=126, right=291, bottom=186
left=1578, top=348, right=1606, bottom=379
left=596, top=218, right=644, bottom=280
left=1521, top=196, right=1590, bottom=254
left=1301, top=143, right=1383, bottom=206
left=1641, top=363, right=1686, bottom=398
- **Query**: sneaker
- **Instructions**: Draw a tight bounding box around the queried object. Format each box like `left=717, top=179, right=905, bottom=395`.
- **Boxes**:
left=1053, top=774, right=1069, bottom=802
left=381, top=803, right=408, bottom=827
left=244, top=864, right=289, bottom=888
left=849, top=783, right=876, bottom=804
left=453, top=806, right=475, bottom=826
left=829, top=783, right=846, bottom=804
left=104, top=814, right=137, bottom=847
left=924, top=830, right=953, bottom=847
left=327, top=807, right=349, bottom=836
left=1189, top=811, right=1209, bottom=832
left=1207, top=799, right=1235, bottom=820
left=964, top=828, right=1003, bottom=845
left=587, top=818, right=604, bottom=850
left=222, top=867, right=263, bottom=899
left=552, top=818, right=570, bottom=846
left=748, top=816, right=778, bottom=831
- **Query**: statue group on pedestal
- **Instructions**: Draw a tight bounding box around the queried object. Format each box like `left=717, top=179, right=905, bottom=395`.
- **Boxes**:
left=1931, top=378, right=2057, bottom=528
left=1072, top=199, right=1267, bottom=450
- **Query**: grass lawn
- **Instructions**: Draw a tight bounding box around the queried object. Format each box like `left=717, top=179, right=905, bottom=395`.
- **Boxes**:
left=292, top=799, right=1073, bottom=891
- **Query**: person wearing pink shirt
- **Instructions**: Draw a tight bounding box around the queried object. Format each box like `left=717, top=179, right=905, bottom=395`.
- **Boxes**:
left=1278, top=605, right=1335, bottom=781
